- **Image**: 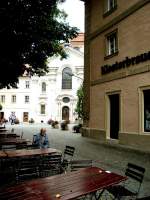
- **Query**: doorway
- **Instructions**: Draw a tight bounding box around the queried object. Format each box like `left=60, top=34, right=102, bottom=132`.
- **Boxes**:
left=23, top=112, right=28, bottom=122
left=109, top=94, right=120, bottom=139
left=62, top=106, right=69, bottom=121
left=0, top=112, right=4, bottom=120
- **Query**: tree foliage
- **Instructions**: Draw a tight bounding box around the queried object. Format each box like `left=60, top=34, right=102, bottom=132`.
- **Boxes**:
left=0, top=0, right=78, bottom=88
left=75, top=85, right=84, bottom=119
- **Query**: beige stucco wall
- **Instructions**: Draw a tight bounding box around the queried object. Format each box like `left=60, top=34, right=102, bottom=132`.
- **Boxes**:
left=90, top=72, right=150, bottom=132
left=90, top=0, right=144, bottom=33
left=83, top=0, right=150, bottom=150
left=119, top=132, right=150, bottom=151
left=90, top=3, right=150, bottom=81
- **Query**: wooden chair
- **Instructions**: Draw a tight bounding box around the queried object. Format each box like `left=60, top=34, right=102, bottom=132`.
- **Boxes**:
left=39, top=153, right=62, bottom=177
left=16, top=143, right=28, bottom=149
left=61, top=145, right=75, bottom=172
left=15, top=156, right=39, bottom=183
left=70, top=159, right=92, bottom=171
left=27, top=144, right=39, bottom=149
left=7, top=133, right=17, bottom=138
left=32, top=134, right=37, bottom=143
left=107, top=163, right=145, bottom=200
left=1, top=145, right=16, bottom=150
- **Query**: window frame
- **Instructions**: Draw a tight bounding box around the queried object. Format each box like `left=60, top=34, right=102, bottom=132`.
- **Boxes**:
left=62, top=67, right=72, bottom=89
left=0, top=95, right=5, bottom=103
left=42, top=82, right=46, bottom=93
left=40, top=104, right=46, bottom=114
left=103, top=0, right=117, bottom=17
left=11, top=95, right=16, bottom=103
left=143, top=89, right=150, bottom=132
left=25, top=81, right=30, bottom=89
left=105, top=29, right=118, bottom=59
left=25, top=95, right=29, bottom=103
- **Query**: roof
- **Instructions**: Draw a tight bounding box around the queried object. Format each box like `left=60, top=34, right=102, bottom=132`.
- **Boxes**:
left=71, top=33, right=84, bottom=43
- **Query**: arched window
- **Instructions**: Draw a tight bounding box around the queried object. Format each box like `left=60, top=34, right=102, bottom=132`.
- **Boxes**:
left=62, top=68, right=72, bottom=89
left=42, top=82, right=46, bottom=92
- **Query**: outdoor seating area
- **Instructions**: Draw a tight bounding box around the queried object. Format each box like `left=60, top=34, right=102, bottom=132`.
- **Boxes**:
left=0, top=126, right=147, bottom=199
left=0, top=166, right=127, bottom=200
left=0, top=137, right=146, bottom=200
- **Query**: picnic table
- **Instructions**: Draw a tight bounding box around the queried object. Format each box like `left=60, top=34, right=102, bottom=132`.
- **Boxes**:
left=0, top=167, right=127, bottom=200
left=0, top=150, right=7, bottom=158
left=5, top=148, right=62, bottom=158
left=0, top=138, right=28, bottom=145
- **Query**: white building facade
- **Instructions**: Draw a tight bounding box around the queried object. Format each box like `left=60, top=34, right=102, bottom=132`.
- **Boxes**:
left=0, top=45, right=83, bottom=123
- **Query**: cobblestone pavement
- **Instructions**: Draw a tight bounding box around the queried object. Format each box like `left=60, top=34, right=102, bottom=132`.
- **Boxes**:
left=5, top=122, right=150, bottom=198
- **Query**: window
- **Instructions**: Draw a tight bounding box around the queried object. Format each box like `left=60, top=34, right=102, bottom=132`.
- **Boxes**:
left=0, top=95, right=5, bottom=103
left=41, top=104, right=45, bottom=114
left=106, top=30, right=118, bottom=57
left=11, top=95, right=16, bottom=103
left=62, top=67, right=72, bottom=89
left=144, top=90, right=150, bottom=132
left=63, top=97, right=70, bottom=103
left=42, top=82, right=46, bottom=92
left=25, top=81, right=30, bottom=89
left=104, top=0, right=117, bottom=14
left=25, top=95, right=29, bottom=103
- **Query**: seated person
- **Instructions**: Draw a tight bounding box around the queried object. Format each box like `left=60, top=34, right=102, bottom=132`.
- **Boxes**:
left=33, top=128, right=49, bottom=149
left=72, top=124, right=82, bottom=133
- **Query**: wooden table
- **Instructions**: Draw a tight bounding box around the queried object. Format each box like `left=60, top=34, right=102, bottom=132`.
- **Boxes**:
left=0, top=167, right=127, bottom=200
left=0, top=129, right=8, bottom=132
left=5, top=148, right=62, bottom=158
left=0, top=133, right=20, bottom=138
left=0, top=138, right=28, bottom=145
left=0, top=151, right=7, bottom=158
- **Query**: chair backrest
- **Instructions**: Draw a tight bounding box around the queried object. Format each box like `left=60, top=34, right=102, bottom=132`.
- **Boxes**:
left=32, top=134, right=37, bottom=144
left=125, top=163, right=145, bottom=195
left=7, top=133, right=17, bottom=138
left=1, top=145, right=16, bottom=150
left=43, top=153, right=62, bottom=167
left=64, top=145, right=75, bottom=157
left=125, top=163, right=145, bottom=183
left=16, top=156, right=39, bottom=182
left=70, top=159, right=92, bottom=171
left=40, top=153, right=62, bottom=176
left=20, top=132, right=24, bottom=139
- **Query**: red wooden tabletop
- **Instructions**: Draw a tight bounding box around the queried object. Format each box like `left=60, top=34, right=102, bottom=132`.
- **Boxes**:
left=0, top=133, right=20, bottom=137
left=0, top=150, right=7, bottom=158
left=5, top=148, right=61, bottom=158
left=0, top=129, right=8, bottom=132
left=0, top=167, right=127, bottom=200
left=0, top=138, right=27, bottom=145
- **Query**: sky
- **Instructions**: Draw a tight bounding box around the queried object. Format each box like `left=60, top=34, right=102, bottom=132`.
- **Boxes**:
left=59, top=0, right=85, bottom=32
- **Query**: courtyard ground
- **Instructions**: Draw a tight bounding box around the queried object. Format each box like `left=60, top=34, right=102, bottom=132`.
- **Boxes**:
left=5, top=122, right=150, bottom=198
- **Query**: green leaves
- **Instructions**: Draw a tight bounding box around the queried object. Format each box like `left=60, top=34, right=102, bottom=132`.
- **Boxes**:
left=75, top=85, right=84, bottom=119
left=0, top=0, right=79, bottom=88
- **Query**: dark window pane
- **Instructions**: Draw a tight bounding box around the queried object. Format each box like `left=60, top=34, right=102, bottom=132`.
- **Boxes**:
left=62, top=67, right=72, bottom=89
left=144, top=90, right=150, bottom=132
left=63, top=97, right=70, bottom=103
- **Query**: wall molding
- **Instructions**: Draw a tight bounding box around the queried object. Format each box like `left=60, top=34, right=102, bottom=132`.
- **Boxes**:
left=91, top=65, right=150, bottom=86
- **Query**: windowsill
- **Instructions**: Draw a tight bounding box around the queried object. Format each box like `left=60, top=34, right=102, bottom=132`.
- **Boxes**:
left=104, top=51, right=119, bottom=60
left=144, top=131, right=150, bottom=133
left=62, top=88, right=72, bottom=90
left=103, top=5, right=117, bottom=18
